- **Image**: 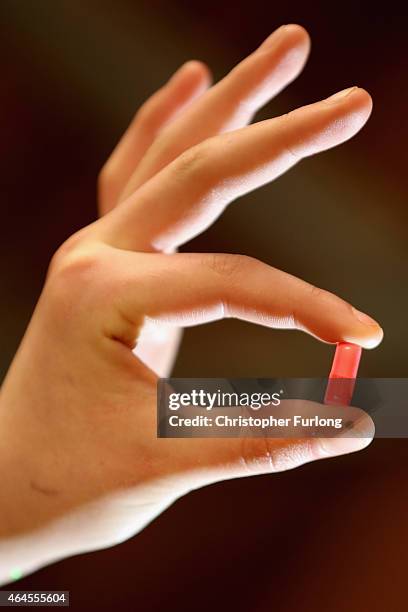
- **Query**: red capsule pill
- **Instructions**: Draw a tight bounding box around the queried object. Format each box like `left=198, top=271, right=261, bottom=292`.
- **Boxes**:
left=329, top=342, right=362, bottom=379
left=324, top=342, right=362, bottom=406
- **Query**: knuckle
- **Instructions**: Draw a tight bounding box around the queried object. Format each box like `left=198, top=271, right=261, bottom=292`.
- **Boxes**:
left=240, top=436, right=276, bottom=474
left=241, top=437, right=316, bottom=474
left=48, top=230, right=85, bottom=274
left=306, top=283, right=326, bottom=300
left=46, top=235, right=108, bottom=311
left=280, top=112, right=300, bottom=161
left=293, top=283, right=333, bottom=327
left=174, top=140, right=214, bottom=181
left=304, top=283, right=343, bottom=309
left=205, top=253, right=255, bottom=280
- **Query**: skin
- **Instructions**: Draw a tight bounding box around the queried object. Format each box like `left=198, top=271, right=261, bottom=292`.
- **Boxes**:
left=0, top=25, right=382, bottom=583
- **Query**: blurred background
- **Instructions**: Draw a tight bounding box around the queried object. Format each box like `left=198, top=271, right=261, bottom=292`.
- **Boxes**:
left=1, top=0, right=407, bottom=610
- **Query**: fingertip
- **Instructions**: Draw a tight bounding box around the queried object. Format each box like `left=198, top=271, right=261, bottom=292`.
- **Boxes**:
left=170, top=60, right=212, bottom=92
left=316, top=431, right=373, bottom=458
left=346, top=326, right=384, bottom=350
left=290, top=85, right=373, bottom=157
left=258, top=23, right=311, bottom=57
left=346, top=307, right=384, bottom=349
left=346, top=87, right=373, bottom=122
left=295, top=289, right=384, bottom=352
left=169, top=60, right=212, bottom=102
left=316, top=412, right=375, bottom=458
left=354, top=87, right=373, bottom=110
left=324, top=86, right=373, bottom=120
left=181, top=60, right=212, bottom=86
left=282, top=23, right=311, bottom=53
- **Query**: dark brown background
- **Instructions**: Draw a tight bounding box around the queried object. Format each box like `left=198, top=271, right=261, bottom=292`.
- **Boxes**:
left=1, top=1, right=407, bottom=610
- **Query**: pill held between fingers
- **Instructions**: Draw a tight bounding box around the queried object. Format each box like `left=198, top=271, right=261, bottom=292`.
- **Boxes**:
left=329, top=342, right=362, bottom=379
left=324, top=342, right=362, bottom=406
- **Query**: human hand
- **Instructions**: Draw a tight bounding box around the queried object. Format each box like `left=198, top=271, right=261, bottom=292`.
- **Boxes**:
left=0, top=25, right=382, bottom=582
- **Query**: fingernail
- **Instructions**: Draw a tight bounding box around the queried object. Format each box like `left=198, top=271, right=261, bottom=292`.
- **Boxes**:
left=347, top=308, right=384, bottom=349
left=318, top=434, right=372, bottom=456
left=324, top=86, right=358, bottom=104
left=317, top=415, right=374, bottom=457
left=352, top=307, right=380, bottom=327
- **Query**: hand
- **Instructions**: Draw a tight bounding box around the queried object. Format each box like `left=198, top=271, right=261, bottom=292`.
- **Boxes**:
left=0, top=25, right=382, bottom=583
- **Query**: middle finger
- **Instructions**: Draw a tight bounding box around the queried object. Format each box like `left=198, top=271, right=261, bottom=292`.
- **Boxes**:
left=120, top=24, right=310, bottom=201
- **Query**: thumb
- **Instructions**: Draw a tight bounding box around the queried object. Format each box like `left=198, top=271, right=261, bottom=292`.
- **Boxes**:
left=166, top=405, right=374, bottom=491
